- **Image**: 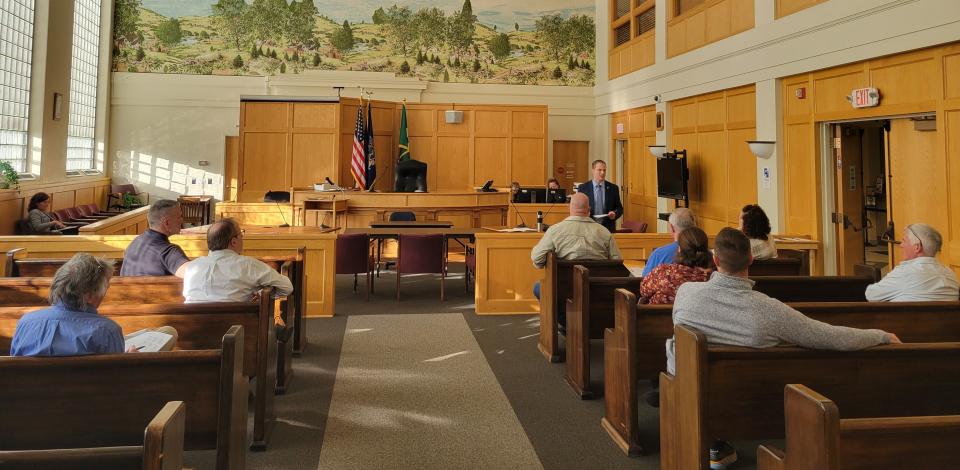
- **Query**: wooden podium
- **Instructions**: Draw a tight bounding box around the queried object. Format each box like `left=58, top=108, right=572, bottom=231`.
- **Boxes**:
left=301, top=196, right=346, bottom=228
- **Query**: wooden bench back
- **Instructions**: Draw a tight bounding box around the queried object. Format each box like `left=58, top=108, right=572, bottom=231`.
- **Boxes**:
left=0, top=326, right=246, bottom=470
left=0, top=276, right=184, bottom=306
left=752, top=275, right=873, bottom=302
left=661, top=326, right=960, bottom=469
left=757, top=384, right=960, bottom=470
left=750, top=257, right=804, bottom=276
left=0, top=401, right=185, bottom=470
left=538, top=252, right=629, bottom=361
left=601, top=290, right=960, bottom=456
left=564, top=265, right=642, bottom=397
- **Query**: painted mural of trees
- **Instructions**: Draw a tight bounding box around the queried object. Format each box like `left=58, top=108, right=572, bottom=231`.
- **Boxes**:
left=535, top=13, right=594, bottom=62
left=212, top=0, right=247, bottom=50
left=488, top=33, right=510, bottom=62
left=113, top=0, right=142, bottom=48
left=330, top=20, right=355, bottom=52
left=156, top=18, right=183, bottom=47
left=446, top=0, right=476, bottom=59
left=385, top=5, right=415, bottom=56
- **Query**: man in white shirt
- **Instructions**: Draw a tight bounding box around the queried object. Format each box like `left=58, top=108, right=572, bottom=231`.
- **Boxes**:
left=184, top=218, right=294, bottom=336
left=865, top=223, right=959, bottom=302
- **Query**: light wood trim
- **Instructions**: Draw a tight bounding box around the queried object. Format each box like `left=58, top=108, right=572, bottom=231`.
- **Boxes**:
left=666, top=0, right=753, bottom=58
left=78, top=206, right=150, bottom=235
left=775, top=0, right=828, bottom=19
left=608, top=0, right=657, bottom=79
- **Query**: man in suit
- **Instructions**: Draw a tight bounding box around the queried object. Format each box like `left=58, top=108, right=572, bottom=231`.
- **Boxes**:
left=577, top=160, right=623, bottom=232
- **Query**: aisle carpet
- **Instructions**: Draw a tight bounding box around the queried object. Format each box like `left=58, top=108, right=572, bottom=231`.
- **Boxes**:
left=317, top=313, right=543, bottom=469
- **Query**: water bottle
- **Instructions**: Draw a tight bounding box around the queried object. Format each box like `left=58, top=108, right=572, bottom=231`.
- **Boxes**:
left=537, top=210, right=544, bottom=232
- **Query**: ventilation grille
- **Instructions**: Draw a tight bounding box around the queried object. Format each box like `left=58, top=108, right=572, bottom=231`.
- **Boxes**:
left=636, top=7, right=655, bottom=35
left=615, top=0, right=631, bottom=18
left=614, top=23, right=631, bottom=47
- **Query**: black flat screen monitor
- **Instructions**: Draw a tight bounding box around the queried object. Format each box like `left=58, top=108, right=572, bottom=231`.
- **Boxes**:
left=546, top=188, right=566, bottom=203
left=515, top=188, right=534, bottom=203
left=530, top=188, right=546, bottom=203
left=656, top=157, right=688, bottom=200
left=395, top=160, right=428, bottom=192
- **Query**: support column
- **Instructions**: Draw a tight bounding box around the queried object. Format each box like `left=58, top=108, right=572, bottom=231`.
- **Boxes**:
left=755, top=79, right=784, bottom=233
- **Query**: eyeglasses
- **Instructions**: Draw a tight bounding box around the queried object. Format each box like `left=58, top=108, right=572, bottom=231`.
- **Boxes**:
left=233, top=229, right=245, bottom=239
left=892, top=226, right=922, bottom=250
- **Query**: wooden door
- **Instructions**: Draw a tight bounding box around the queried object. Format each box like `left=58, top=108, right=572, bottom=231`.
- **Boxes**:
left=887, top=117, right=945, bottom=266
left=224, top=136, right=239, bottom=202
left=834, top=125, right=865, bottom=275
left=553, top=141, right=589, bottom=191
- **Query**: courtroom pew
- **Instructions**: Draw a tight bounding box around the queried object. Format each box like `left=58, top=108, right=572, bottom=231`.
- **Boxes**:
left=5, top=248, right=123, bottom=277
left=602, top=290, right=960, bottom=456
left=0, top=326, right=247, bottom=470
left=0, top=401, right=185, bottom=470
left=0, top=290, right=279, bottom=452
left=0, top=276, right=184, bottom=306
left=749, top=257, right=804, bottom=276
left=538, top=252, right=630, bottom=362
left=563, top=265, right=642, bottom=398
left=565, top=273, right=876, bottom=400
left=659, top=326, right=960, bottom=469
left=757, top=384, right=960, bottom=470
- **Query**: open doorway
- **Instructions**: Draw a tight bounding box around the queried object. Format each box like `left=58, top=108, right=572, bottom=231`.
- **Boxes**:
left=824, top=114, right=937, bottom=275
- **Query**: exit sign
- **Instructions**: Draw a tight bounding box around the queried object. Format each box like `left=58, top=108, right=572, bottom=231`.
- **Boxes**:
left=849, top=87, right=880, bottom=108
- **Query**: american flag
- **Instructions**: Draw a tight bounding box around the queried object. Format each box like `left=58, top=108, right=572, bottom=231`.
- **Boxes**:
left=350, top=107, right=366, bottom=189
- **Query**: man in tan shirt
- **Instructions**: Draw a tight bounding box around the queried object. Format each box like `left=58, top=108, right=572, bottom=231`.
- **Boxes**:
left=531, top=193, right=622, bottom=302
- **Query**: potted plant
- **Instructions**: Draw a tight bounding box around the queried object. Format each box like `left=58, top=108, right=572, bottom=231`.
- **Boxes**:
left=0, top=161, right=19, bottom=190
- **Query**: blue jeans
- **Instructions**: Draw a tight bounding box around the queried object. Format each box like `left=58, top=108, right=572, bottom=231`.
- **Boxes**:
left=533, top=281, right=541, bottom=300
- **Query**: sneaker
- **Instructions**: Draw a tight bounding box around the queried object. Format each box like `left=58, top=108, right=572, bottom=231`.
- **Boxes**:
left=709, top=440, right=737, bottom=470
left=275, top=325, right=294, bottom=343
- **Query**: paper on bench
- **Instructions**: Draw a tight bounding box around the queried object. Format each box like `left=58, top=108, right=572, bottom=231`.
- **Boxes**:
left=494, top=227, right=537, bottom=232
left=124, top=329, right=174, bottom=352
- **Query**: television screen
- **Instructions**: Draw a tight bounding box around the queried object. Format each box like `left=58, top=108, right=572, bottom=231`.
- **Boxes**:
left=657, top=157, right=688, bottom=199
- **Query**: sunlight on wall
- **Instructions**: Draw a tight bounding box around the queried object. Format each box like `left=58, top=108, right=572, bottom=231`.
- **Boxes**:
left=119, top=151, right=224, bottom=199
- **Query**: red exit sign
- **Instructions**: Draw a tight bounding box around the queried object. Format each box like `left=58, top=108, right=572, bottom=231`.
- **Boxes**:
left=849, top=87, right=880, bottom=108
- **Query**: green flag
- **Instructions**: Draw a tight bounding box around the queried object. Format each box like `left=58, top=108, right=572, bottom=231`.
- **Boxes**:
left=398, top=103, right=410, bottom=162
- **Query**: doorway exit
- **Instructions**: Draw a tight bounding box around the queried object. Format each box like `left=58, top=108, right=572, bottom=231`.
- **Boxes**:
left=827, top=114, right=936, bottom=275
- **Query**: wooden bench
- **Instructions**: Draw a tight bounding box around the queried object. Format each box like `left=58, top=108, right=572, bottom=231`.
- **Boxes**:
left=0, top=276, right=184, bottom=305
left=5, top=248, right=123, bottom=277
left=749, top=257, right=804, bottom=276
left=659, top=325, right=960, bottom=469
left=0, top=291, right=279, bottom=452
left=0, top=326, right=247, bottom=470
left=757, top=384, right=960, bottom=470
left=563, top=265, right=641, bottom=398
left=538, top=252, right=630, bottom=362
left=602, top=290, right=960, bottom=456
left=0, top=401, right=185, bottom=470
left=564, top=273, right=875, bottom=400
left=259, top=247, right=307, bottom=394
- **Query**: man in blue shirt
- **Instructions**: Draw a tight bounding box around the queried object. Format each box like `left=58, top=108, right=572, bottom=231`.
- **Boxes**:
left=11, top=253, right=124, bottom=356
left=641, top=207, right=697, bottom=277
left=121, top=199, right=191, bottom=277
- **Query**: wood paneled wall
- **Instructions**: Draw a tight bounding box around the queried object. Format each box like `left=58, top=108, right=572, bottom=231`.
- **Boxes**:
left=608, top=0, right=656, bottom=80
left=0, top=177, right=110, bottom=235
left=234, top=100, right=547, bottom=202
left=611, top=106, right=659, bottom=226
left=667, top=0, right=753, bottom=58
left=669, top=85, right=757, bottom=233
left=775, top=0, right=828, bottom=19
left=782, top=42, right=960, bottom=274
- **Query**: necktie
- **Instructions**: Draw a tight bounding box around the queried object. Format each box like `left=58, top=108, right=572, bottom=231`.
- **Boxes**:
left=595, top=184, right=604, bottom=216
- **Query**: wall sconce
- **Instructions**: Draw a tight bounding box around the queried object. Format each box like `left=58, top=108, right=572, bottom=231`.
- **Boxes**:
left=746, top=141, right=775, bottom=159
left=648, top=145, right=666, bottom=159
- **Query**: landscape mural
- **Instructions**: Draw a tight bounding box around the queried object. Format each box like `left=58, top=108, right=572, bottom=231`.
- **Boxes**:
left=112, top=0, right=596, bottom=86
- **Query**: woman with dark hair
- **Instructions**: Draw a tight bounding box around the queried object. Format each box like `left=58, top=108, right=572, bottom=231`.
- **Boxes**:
left=740, top=204, right=777, bottom=260
left=638, top=226, right=713, bottom=304
left=27, top=192, right=67, bottom=234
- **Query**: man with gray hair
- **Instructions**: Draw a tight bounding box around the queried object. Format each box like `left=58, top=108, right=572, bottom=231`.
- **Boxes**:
left=865, top=223, right=959, bottom=301
left=184, top=218, right=294, bottom=338
left=641, top=207, right=697, bottom=277
left=121, top=199, right=191, bottom=277
left=11, top=254, right=126, bottom=355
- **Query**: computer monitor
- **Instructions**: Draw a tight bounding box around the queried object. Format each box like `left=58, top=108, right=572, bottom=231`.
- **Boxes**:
left=546, top=188, right=566, bottom=203
left=515, top=188, right=534, bottom=203
left=395, top=159, right=428, bottom=192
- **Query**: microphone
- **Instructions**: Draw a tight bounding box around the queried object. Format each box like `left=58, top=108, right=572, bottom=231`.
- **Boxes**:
left=325, top=177, right=336, bottom=186
left=509, top=199, right=529, bottom=228
left=538, top=199, right=562, bottom=231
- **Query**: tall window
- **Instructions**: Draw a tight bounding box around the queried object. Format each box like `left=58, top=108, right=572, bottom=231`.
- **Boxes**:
left=67, top=0, right=101, bottom=172
left=0, top=0, right=35, bottom=174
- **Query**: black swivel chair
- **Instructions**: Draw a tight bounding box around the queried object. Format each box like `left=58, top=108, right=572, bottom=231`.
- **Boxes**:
left=394, top=160, right=428, bottom=193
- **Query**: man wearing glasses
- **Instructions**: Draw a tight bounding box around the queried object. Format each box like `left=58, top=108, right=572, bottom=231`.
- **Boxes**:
left=183, top=218, right=294, bottom=338
left=865, top=223, right=959, bottom=302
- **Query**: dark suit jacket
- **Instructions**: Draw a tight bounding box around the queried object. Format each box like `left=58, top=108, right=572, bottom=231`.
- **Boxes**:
left=577, top=180, right=623, bottom=232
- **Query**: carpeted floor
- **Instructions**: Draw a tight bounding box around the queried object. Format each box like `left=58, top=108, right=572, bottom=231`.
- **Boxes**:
left=186, top=264, right=762, bottom=469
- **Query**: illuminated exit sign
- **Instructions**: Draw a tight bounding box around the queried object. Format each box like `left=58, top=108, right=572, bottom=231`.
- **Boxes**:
left=848, top=87, right=880, bottom=108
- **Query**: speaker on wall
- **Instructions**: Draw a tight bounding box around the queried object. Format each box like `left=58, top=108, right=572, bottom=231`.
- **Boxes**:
left=445, top=110, right=464, bottom=124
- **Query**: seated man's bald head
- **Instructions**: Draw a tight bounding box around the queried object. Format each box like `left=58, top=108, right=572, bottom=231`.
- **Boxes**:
left=569, top=193, right=590, bottom=216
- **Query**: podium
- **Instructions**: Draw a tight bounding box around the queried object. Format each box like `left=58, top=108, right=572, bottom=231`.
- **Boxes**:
left=302, top=196, right=346, bottom=228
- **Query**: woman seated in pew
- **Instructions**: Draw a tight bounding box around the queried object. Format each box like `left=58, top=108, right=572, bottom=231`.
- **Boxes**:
left=638, top=227, right=713, bottom=304
left=739, top=204, right=777, bottom=260
left=10, top=253, right=177, bottom=356
left=26, top=192, right=68, bottom=234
